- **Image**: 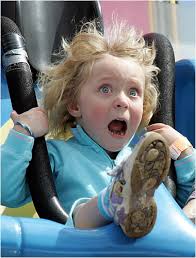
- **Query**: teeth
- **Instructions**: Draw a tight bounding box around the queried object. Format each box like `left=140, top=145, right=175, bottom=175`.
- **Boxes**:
left=110, top=130, right=125, bottom=136
left=108, top=119, right=127, bottom=137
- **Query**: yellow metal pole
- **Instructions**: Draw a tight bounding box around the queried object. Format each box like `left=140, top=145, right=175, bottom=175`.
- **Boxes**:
left=148, top=0, right=154, bottom=33
left=170, top=0, right=178, bottom=44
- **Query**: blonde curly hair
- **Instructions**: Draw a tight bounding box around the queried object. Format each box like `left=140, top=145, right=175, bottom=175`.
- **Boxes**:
left=39, top=21, right=159, bottom=139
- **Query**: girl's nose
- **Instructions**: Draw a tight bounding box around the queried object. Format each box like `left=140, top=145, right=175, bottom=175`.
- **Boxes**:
left=113, top=92, right=129, bottom=109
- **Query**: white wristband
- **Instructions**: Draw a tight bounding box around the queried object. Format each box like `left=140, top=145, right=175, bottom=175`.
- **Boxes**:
left=15, top=121, right=34, bottom=137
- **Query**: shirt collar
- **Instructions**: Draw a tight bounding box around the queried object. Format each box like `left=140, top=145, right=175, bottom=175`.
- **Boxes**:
left=71, top=124, right=133, bottom=164
left=71, top=124, right=99, bottom=147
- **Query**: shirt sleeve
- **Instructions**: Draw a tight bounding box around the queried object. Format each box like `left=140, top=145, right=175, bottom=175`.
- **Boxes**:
left=1, top=129, right=35, bottom=207
left=174, top=149, right=196, bottom=207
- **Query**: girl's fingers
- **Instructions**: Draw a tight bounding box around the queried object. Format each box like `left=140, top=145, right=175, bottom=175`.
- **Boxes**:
left=147, top=123, right=168, bottom=131
left=32, top=107, right=45, bottom=112
left=32, top=107, right=48, bottom=115
left=10, top=110, right=19, bottom=122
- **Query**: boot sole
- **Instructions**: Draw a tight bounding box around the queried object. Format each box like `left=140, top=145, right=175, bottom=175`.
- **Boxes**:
left=121, top=132, right=171, bottom=238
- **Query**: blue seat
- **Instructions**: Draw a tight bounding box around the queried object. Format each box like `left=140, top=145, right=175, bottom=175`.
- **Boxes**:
left=2, top=184, right=195, bottom=257
left=1, top=65, right=12, bottom=126
left=175, top=59, right=195, bottom=147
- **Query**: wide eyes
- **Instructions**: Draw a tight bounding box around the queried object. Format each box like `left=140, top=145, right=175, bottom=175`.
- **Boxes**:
left=129, top=88, right=138, bottom=97
left=99, top=85, right=112, bottom=94
left=99, top=85, right=139, bottom=97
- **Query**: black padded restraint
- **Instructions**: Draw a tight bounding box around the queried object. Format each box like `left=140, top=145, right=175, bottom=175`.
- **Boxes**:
left=1, top=16, right=69, bottom=223
left=144, top=33, right=176, bottom=197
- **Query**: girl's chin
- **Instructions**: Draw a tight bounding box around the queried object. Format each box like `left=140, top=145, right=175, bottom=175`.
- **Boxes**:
left=103, top=142, right=129, bottom=153
left=97, top=132, right=132, bottom=153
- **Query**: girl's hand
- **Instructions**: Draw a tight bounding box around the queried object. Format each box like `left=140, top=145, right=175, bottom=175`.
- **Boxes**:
left=183, top=199, right=196, bottom=224
left=147, top=123, right=183, bottom=145
left=147, top=123, right=193, bottom=159
left=11, top=107, right=49, bottom=138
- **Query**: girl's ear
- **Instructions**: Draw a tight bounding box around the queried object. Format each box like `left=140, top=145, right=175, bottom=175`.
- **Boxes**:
left=67, top=102, right=81, bottom=118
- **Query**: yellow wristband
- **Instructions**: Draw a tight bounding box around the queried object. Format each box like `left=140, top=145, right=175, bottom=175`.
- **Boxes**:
left=169, top=137, right=192, bottom=160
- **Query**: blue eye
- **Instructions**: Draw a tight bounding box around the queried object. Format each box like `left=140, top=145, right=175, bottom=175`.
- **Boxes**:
left=129, top=88, right=138, bottom=97
left=99, top=85, right=111, bottom=94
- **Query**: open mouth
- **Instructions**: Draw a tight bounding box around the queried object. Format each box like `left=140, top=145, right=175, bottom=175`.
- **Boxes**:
left=108, top=119, right=127, bottom=136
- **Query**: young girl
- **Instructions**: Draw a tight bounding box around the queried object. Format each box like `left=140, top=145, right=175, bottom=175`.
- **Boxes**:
left=1, top=21, right=195, bottom=238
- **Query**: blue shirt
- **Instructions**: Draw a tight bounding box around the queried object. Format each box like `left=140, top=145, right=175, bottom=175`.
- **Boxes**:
left=1, top=125, right=195, bottom=212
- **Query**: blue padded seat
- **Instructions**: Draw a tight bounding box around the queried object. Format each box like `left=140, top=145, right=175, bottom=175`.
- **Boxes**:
left=175, top=59, right=195, bottom=147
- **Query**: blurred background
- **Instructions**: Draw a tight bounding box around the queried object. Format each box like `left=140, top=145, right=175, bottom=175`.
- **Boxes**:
left=100, top=0, right=195, bottom=61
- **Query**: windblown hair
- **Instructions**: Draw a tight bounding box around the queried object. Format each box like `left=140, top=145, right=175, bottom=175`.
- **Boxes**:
left=39, top=20, right=160, bottom=139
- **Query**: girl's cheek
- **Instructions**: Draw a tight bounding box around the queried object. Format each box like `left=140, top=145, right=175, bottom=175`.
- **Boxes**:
left=90, top=106, right=108, bottom=120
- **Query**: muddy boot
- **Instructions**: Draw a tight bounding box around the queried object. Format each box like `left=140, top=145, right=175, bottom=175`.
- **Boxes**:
left=108, top=132, right=171, bottom=237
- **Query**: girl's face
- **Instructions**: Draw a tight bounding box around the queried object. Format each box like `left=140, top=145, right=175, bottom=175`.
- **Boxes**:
left=68, top=54, right=145, bottom=152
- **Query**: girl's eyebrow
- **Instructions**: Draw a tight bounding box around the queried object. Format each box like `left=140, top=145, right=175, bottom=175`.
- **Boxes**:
left=94, top=72, right=144, bottom=88
left=127, top=78, right=144, bottom=89
left=96, top=76, right=114, bottom=83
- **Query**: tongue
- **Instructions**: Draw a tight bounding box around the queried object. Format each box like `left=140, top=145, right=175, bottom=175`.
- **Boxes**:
left=108, top=120, right=124, bottom=131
